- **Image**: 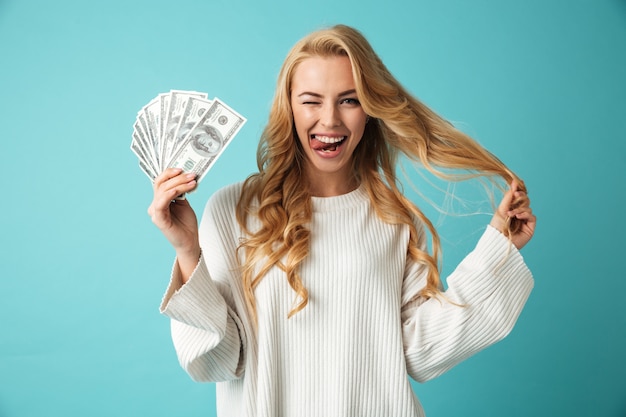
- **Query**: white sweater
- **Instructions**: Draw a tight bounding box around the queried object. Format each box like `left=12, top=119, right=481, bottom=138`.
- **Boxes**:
left=160, top=182, right=534, bottom=417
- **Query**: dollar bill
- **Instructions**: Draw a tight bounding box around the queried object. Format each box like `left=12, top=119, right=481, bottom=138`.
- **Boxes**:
left=132, top=118, right=158, bottom=172
left=159, top=92, right=171, bottom=158
left=136, top=111, right=160, bottom=171
left=142, top=97, right=162, bottom=162
left=161, top=90, right=208, bottom=169
left=138, top=156, right=157, bottom=180
left=168, top=96, right=214, bottom=165
left=166, top=98, right=246, bottom=182
left=131, top=90, right=246, bottom=184
left=130, top=131, right=157, bottom=179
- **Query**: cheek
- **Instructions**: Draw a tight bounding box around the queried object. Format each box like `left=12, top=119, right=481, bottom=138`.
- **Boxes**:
left=351, top=118, right=367, bottom=138
left=293, top=121, right=310, bottom=145
left=293, top=110, right=316, bottom=139
left=293, top=107, right=314, bottom=126
left=296, top=130, right=309, bottom=145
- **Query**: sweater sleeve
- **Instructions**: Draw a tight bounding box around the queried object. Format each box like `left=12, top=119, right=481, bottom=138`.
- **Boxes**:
left=160, top=255, right=245, bottom=382
left=159, top=184, right=247, bottom=382
left=401, top=225, right=534, bottom=383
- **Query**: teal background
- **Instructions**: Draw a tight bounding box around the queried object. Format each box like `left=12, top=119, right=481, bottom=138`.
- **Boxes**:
left=1, top=0, right=625, bottom=416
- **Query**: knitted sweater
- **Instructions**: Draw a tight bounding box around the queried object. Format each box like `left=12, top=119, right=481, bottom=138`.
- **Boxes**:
left=160, top=182, right=534, bottom=417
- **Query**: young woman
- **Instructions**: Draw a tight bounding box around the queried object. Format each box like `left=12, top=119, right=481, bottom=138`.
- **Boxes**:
left=148, top=24, right=535, bottom=417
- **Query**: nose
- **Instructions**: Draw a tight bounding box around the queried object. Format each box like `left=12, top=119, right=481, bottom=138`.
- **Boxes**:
left=320, top=103, right=341, bottom=128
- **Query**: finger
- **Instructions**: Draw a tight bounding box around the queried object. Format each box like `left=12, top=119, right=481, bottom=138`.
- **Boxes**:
left=513, top=209, right=536, bottom=229
left=149, top=173, right=196, bottom=227
left=501, top=181, right=528, bottom=234
left=512, top=190, right=527, bottom=200
left=156, top=173, right=196, bottom=197
left=511, top=210, right=534, bottom=220
left=510, top=192, right=531, bottom=214
left=497, top=182, right=516, bottom=213
left=508, top=203, right=533, bottom=217
left=513, top=207, right=536, bottom=222
left=525, top=214, right=537, bottom=234
left=153, top=179, right=197, bottom=214
left=153, top=167, right=184, bottom=189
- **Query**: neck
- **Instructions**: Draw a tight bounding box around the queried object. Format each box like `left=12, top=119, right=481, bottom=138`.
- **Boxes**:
left=306, top=172, right=359, bottom=197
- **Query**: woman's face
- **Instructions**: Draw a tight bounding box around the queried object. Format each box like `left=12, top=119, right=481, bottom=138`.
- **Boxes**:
left=290, top=55, right=367, bottom=196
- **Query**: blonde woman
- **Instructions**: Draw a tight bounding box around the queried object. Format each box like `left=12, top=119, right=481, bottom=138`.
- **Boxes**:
left=149, top=24, right=536, bottom=417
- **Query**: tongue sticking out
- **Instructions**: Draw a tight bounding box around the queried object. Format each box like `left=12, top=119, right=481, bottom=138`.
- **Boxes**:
left=311, top=137, right=344, bottom=152
left=320, top=143, right=338, bottom=152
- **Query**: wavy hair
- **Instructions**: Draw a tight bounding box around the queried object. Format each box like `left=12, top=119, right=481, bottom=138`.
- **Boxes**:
left=236, top=24, right=526, bottom=321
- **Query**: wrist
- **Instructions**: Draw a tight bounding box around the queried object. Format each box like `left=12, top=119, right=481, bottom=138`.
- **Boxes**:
left=176, top=245, right=201, bottom=263
left=489, top=213, right=506, bottom=234
left=176, top=245, right=201, bottom=284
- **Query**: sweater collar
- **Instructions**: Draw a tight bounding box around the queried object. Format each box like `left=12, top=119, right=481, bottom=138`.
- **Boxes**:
left=310, top=184, right=368, bottom=212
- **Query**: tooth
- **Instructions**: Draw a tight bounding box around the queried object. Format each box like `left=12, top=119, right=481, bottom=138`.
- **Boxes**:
left=315, top=135, right=344, bottom=144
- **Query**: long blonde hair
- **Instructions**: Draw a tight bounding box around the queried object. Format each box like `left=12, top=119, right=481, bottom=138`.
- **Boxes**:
left=236, top=24, right=525, bottom=321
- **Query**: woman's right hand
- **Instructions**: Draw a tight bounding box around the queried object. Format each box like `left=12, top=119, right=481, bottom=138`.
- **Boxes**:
left=148, top=168, right=201, bottom=281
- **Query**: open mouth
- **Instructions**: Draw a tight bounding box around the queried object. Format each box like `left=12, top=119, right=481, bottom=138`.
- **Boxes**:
left=310, top=135, right=347, bottom=152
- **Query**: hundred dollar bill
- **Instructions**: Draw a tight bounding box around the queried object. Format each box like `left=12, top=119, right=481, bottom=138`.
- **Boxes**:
left=132, top=119, right=158, bottom=172
left=138, top=156, right=157, bottom=181
left=136, top=111, right=160, bottom=171
left=161, top=90, right=208, bottom=169
left=167, top=98, right=246, bottom=182
left=131, top=132, right=157, bottom=180
left=159, top=93, right=171, bottom=155
left=142, top=97, right=162, bottom=159
left=169, top=96, right=214, bottom=163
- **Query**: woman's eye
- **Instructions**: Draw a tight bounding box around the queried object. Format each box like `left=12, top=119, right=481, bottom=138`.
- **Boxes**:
left=341, top=98, right=360, bottom=105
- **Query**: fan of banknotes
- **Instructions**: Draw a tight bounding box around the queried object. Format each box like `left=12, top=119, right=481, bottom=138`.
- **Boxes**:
left=131, top=90, right=246, bottom=183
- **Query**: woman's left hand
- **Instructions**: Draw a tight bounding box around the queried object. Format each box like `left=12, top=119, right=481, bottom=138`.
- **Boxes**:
left=490, top=181, right=536, bottom=250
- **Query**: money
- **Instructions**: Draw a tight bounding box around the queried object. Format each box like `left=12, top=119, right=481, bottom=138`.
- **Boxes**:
left=161, top=90, right=208, bottom=169
left=167, top=98, right=246, bottom=182
left=130, top=90, right=246, bottom=184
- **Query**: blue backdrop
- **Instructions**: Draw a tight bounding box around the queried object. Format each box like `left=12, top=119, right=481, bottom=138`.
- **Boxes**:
left=1, top=0, right=625, bottom=416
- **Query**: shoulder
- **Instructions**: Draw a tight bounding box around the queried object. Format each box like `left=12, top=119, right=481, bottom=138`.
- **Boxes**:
left=408, top=212, right=428, bottom=248
left=207, top=181, right=244, bottom=210
left=200, top=182, right=244, bottom=224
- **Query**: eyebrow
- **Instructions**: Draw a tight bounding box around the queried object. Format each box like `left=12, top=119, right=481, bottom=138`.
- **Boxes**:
left=297, top=89, right=357, bottom=98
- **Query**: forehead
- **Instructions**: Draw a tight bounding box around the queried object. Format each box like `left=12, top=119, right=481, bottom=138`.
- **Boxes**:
left=291, top=55, right=355, bottom=93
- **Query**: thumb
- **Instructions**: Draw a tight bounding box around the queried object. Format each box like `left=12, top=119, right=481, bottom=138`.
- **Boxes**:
left=497, top=181, right=518, bottom=216
left=491, top=181, right=518, bottom=236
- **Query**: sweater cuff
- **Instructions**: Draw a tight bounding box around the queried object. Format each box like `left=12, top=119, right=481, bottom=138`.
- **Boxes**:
left=446, top=225, right=534, bottom=303
left=159, top=252, right=228, bottom=337
left=479, top=224, right=528, bottom=267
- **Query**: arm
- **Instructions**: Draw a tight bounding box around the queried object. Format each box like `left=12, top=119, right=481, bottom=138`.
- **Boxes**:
left=149, top=172, right=246, bottom=381
left=402, top=226, right=533, bottom=382
left=160, top=255, right=245, bottom=382
left=147, top=167, right=201, bottom=283
left=402, top=181, right=536, bottom=382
